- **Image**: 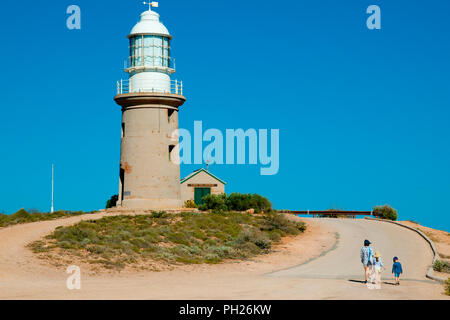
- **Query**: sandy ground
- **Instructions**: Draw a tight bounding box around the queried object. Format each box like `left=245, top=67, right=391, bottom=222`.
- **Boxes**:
left=398, top=220, right=450, bottom=279
left=0, top=213, right=448, bottom=300
left=398, top=221, right=450, bottom=260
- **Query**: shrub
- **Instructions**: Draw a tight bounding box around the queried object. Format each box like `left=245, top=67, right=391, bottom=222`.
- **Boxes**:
left=226, top=193, right=272, bottom=213
left=204, top=253, right=221, bottom=264
left=373, top=205, right=398, bottom=221
left=445, top=278, right=450, bottom=296
left=225, top=193, right=251, bottom=212
left=260, top=213, right=306, bottom=235
left=235, top=229, right=271, bottom=251
left=247, top=194, right=272, bottom=213
left=9, top=209, right=37, bottom=224
left=184, top=200, right=197, bottom=209
left=150, top=211, right=166, bottom=218
left=200, top=194, right=227, bottom=212
left=208, top=246, right=234, bottom=258
left=106, top=195, right=119, bottom=209
left=433, top=260, right=450, bottom=273
left=0, top=214, right=7, bottom=227
left=253, top=235, right=272, bottom=250
left=199, top=193, right=272, bottom=213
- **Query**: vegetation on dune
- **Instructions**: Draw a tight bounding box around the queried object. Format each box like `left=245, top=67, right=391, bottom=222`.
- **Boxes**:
left=373, top=205, right=398, bottom=221
left=433, top=260, right=450, bottom=273
left=29, top=211, right=306, bottom=270
left=445, top=278, right=450, bottom=296
left=199, top=193, right=272, bottom=213
left=106, top=195, right=119, bottom=209
left=0, top=209, right=87, bottom=228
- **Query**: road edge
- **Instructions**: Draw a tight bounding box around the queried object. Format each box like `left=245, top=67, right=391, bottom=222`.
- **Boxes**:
left=264, top=231, right=340, bottom=276
left=365, top=217, right=446, bottom=283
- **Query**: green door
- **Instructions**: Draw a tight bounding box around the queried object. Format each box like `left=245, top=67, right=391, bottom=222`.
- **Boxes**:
left=194, top=188, right=211, bottom=205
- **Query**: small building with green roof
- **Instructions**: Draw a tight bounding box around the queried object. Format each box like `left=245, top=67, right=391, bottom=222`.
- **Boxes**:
left=180, top=169, right=226, bottom=205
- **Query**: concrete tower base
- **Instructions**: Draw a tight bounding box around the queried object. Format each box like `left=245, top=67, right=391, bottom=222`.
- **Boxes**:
left=114, top=92, right=186, bottom=210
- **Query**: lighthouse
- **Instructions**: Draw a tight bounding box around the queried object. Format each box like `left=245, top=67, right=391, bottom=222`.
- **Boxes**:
left=114, top=3, right=186, bottom=209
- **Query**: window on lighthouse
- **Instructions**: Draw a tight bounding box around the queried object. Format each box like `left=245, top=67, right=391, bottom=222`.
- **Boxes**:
left=130, top=35, right=170, bottom=68
left=130, top=36, right=143, bottom=67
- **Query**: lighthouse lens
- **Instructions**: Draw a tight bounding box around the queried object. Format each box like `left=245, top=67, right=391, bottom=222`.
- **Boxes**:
left=129, top=35, right=171, bottom=69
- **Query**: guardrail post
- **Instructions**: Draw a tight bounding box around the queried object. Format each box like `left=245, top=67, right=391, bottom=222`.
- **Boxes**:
left=175, top=80, right=178, bottom=94
left=120, top=79, right=123, bottom=94
left=117, top=81, right=120, bottom=95
left=180, top=81, right=183, bottom=95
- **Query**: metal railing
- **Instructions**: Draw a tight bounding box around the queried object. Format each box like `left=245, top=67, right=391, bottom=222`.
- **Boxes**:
left=116, top=79, right=183, bottom=95
left=279, top=210, right=377, bottom=219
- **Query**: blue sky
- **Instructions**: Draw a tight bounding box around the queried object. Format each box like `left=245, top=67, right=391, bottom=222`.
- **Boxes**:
left=0, top=0, right=449, bottom=231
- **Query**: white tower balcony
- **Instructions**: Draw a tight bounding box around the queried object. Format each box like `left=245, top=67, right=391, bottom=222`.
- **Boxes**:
left=116, top=78, right=183, bottom=95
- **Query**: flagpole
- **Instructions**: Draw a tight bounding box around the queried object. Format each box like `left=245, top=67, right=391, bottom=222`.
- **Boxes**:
left=51, top=164, right=54, bottom=213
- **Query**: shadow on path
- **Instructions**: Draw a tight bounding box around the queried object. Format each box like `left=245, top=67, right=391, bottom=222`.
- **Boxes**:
left=348, top=279, right=366, bottom=284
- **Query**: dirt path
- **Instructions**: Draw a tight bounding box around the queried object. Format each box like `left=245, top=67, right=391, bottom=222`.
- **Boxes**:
left=0, top=214, right=447, bottom=300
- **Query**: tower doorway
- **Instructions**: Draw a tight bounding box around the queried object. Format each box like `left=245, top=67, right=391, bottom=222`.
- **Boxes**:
left=119, top=168, right=125, bottom=204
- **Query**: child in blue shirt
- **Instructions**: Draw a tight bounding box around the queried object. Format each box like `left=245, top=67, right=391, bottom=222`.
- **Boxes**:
left=392, top=256, right=403, bottom=285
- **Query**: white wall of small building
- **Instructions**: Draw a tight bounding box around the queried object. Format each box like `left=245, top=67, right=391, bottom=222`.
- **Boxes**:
left=180, top=171, right=225, bottom=204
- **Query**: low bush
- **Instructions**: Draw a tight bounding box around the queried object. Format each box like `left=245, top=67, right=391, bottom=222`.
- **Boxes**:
left=373, top=205, right=398, bottom=221
left=433, top=260, right=450, bottom=273
left=199, top=194, right=227, bottom=212
left=0, top=214, right=7, bottom=225
left=445, top=278, right=450, bottom=296
left=260, top=212, right=306, bottom=234
left=199, top=193, right=272, bottom=213
left=106, top=195, right=119, bottom=209
left=150, top=211, right=166, bottom=218
left=226, top=193, right=272, bottom=213
left=184, top=200, right=197, bottom=209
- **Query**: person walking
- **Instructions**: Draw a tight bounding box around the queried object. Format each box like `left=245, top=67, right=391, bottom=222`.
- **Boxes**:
left=360, top=239, right=374, bottom=283
left=372, top=252, right=384, bottom=286
left=392, top=256, right=403, bottom=285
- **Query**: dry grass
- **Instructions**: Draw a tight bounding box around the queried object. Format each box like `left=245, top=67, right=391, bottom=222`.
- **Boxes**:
left=29, top=211, right=306, bottom=271
left=0, top=209, right=88, bottom=228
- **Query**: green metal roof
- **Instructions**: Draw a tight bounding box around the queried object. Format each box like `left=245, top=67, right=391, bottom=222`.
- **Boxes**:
left=180, top=168, right=227, bottom=185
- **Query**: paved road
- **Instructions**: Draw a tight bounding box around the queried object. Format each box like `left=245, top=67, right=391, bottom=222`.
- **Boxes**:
left=268, top=218, right=433, bottom=282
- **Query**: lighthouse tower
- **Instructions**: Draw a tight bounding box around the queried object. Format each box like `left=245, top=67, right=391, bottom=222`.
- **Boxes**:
left=114, top=3, right=186, bottom=209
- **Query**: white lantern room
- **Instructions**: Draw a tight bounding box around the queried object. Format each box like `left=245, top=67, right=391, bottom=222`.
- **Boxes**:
left=119, top=7, right=182, bottom=95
